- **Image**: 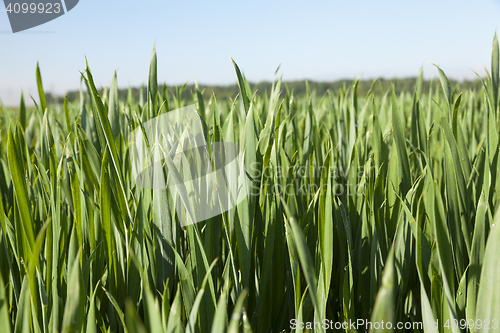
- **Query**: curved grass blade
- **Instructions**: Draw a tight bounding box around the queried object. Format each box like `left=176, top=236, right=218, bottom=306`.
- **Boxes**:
left=102, top=287, right=129, bottom=333
left=211, top=285, right=228, bottom=333
left=227, top=290, right=248, bottom=333
left=230, top=58, right=251, bottom=113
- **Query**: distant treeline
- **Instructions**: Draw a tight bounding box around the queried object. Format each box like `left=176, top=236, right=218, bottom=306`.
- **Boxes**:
left=45, top=77, right=484, bottom=105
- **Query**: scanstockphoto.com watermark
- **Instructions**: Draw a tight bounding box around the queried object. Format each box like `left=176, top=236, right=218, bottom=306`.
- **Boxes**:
left=290, top=318, right=499, bottom=331
left=246, top=178, right=366, bottom=198
left=3, top=0, right=79, bottom=33
left=129, top=105, right=372, bottom=227
left=130, top=105, right=249, bottom=227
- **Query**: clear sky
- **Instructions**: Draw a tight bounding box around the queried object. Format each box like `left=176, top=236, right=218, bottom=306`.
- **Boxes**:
left=1, top=0, right=499, bottom=106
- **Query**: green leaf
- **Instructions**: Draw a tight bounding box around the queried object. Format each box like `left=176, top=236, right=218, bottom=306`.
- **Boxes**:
left=143, top=288, right=163, bottom=333
left=433, top=64, right=451, bottom=110
left=443, top=139, right=466, bottom=279
left=475, top=212, right=500, bottom=333
left=0, top=272, right=12, bottom=332
left=492, top=33, right=499, bottom=115
left=36, top=62, right=47, bottom=112
left=102, top=288, right=129, bottom=333
left=14, top=278, right=30, bottom=333
left=369, top=247, right=396, bottom=333
left=166, top=286, right=184, bottom=333
left=148, top=46, right=158, bottom=117
left=230, top=58, right=251, bottom=112
left=467, top=191, right=489, bottom=325
left=186, top=260, right=217, bottom=333
left=227, top=290, right=248, bottom=333
left=109, top=71, right=120, bottom=138
left=391, top=85, right=412, bottom=195
left=61, top=251, right=85, bottom=332
left=7, top=125, right=35, bottom=255
left=84, top=63, right=133, bottom=226
left=125, top=300, right=147, bottom=333
left=172, top=245, right=196, bottom=316
left=318, top=152, right=333, bottom=299
left=281, top=198, right=321, bottom=328
left=19, top=92, right=27, bottom=129
left=420, top=287, right=439, bottom=333
left=85, top=283, right=100, bottom=333
left=211, top=285, right=228, bottom=333
left=236, top=102, right=259, bottom=290
left=100, top=148, right=116, bottom=285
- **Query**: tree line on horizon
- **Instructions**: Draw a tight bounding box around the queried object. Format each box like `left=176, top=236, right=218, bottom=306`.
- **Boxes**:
left=43, top=76, right=484, bottom=106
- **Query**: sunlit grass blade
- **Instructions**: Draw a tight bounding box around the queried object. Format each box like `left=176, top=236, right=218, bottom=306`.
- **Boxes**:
left=109, top=71, right=120, bottom=138
left=61, top=251, right=85, bottom=332
left=491, top=33, right=499, bottom=116
left=7, top=125, right=35, bottom=256
left=369, top=247, right=396, bottom=333
left=475, top=212, right=500, bottom=333
left=0, top=272, right=11, bottom=332
left=36, top=62, right=47, bottom=113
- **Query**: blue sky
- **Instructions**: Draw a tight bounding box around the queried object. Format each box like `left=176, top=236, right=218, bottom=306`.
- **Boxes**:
left=1, top=0, right=499, bottom=106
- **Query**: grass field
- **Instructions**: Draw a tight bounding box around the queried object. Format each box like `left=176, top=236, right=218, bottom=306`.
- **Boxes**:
left=0, top=34, right=499, bottom=333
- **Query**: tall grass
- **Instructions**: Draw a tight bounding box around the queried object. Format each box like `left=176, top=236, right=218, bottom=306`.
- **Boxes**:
left=0, top=34, right=499, bottom=333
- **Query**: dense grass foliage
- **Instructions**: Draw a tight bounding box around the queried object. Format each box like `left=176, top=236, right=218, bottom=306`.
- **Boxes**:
left=0, top=35, right=500, bottom=332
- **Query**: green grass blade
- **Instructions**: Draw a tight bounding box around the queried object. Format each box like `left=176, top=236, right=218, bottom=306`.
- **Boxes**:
left=148, top=46, right=158, bottom=117
left=227, top=290, right=248, bottom=333
left=282, top=199, right=321, bottom=329
left=467, top=190, right=489, bottom=325
left=433, top=64, right=452, bottom=113
left=211, top=286, right=228, bottom=333
left=0, top=272, right=12, bottom=332
left=475, top=212, right=500, bottom=333
left=19, top=92, right=26, bottom=130
left=100, top=148, right=116, bottom=287
left=61, top=251, right=85, bottom=332
left=369, top=247, right=396, bottom=333
left=166, top=286, right=184, bottom=333
left=143, top=288, right=164, bottom=333
left=14, top=278, right=30, bottom=333
left=36, top=62, right=47, bottom=112
left=7, top=125, right=35, bottom=255
left=86, top=283, right=100, bottom=333
left=236, top=103, right=259, bottom=290
left=230, top=58, right=251, bottom=112
left=391, top=85, right=412, bottom=195
left=186, top=260, right=217, bottom=333
left=492, top=33, right=499, bottom=115
left=125, top=300, right=147, bottom=333
left=84, top=63, right=133, bottom=226
left=420, top=287, right=439, bottom=333
left=109, top=71, right=120, bottom=138
left=102, top=288, right=129, bottom=333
